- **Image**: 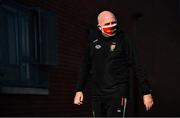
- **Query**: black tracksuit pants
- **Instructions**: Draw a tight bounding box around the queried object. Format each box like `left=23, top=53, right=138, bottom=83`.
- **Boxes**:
left=92, top=96, right=127, bottom=117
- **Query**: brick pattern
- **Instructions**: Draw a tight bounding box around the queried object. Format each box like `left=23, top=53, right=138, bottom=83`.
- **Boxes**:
left=1, top=0, right=180, bottom=117
left=0, top=0, right=135, bottom=116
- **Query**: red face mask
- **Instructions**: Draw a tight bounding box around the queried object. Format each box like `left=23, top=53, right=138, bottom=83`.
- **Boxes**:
left=101, top=23, right=117, bottom=36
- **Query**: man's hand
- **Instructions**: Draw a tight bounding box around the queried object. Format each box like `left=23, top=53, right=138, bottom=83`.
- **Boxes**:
left=74, top=91, right=84, bottom=105
left=143, top=94, right=154, bottom=111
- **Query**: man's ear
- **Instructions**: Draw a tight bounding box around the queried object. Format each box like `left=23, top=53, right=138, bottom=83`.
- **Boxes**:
left=97, top=24, right=102, bottom=30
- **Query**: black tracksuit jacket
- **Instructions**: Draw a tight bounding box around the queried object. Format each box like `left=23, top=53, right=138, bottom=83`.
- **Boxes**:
left=75, top=29, right=152, bottom=98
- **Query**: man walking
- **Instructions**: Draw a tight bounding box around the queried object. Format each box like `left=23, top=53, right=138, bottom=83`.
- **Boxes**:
left=74, top=11, right=153, bottom=117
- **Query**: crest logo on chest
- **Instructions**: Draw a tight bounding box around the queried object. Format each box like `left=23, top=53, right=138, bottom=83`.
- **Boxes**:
left=110, top=42, right=116, bottom=51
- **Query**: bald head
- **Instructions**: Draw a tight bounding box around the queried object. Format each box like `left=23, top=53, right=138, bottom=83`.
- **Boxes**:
left=97, top=11, right=116, bottom=26
left=97, top=11, right=117, bottom=37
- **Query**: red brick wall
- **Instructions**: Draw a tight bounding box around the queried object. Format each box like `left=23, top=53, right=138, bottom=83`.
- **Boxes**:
left=2, top=0, right=179, bottom=117
left=0, top=0, right=133, bottom=116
